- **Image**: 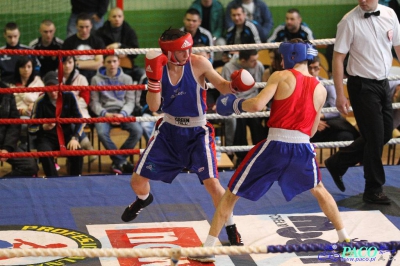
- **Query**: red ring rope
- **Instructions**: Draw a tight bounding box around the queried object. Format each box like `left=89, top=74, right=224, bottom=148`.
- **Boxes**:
left=0, top=84, right=146, bottom=94
left=0, top=117, right=138, bottom=125
left=0, top=49, right=115, bottom=56
left=0, top=149, right=141, bottom=159
left=0, top=48, right=145, bottom=162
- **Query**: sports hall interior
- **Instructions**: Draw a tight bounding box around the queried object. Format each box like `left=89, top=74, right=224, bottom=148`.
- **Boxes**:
left=0, top=0, right=399, bottom=176
left=0, top=2, right=399, bottom=266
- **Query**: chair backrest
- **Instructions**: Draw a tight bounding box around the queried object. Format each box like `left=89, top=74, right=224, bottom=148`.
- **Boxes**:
left=27, top=131, right=37, bottom=152
left=215, top=66, right=223, bottom=75
left=258, top=49, right=272, bottom=67
left=393, top=128, right=400, bottom=138
left=343, top=84, right=349, bottom=99
left=120, top=57, right=133, bottom=69
left=393, top=58, right=400, bottom=67
left=319, top=67, right=330, bottom=79
left=318, top=52, right=329, bottom=72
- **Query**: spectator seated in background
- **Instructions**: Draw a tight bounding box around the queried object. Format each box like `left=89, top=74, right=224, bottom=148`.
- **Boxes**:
left=62, top=13, right=105, bottom=83
left=0, top=81, right=38, bottom=177
left=11, top=56, right=44, bottom=118
left=225, top=0, right=273, bottom=43
left=224, top=3, right=261, bottom=65
left=221, top=49, right=267, bottom=165
left=225, top=3, right=261, bottom=45
left=0, top=22, right=41, bottom=85
left=267, top=8, right=314, bottom=43
left=181, top=8, right=214, bottom=63
left=190, top=0, right=226, bottom=65
left=190, top=0, right=225, bottom=45
left=10, top=56, right=45, bottom=150
left=96, top=7, right=145, bottom=85
left=29, top=19, right=64, bottom=78
left=61, top=55, right=97, bottom=162
left=308, top=56, right=359, bottom=143
left=90, top=54, right=143, bottom=174
left=66, top=0, right=109, bottom=37
left=29, top=71, right=84, bottom=177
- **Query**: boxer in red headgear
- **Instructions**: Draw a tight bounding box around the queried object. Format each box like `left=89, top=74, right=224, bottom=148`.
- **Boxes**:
left=121, top=28, right=254, bottom=247
left=159, top=29, right=193, bottom=66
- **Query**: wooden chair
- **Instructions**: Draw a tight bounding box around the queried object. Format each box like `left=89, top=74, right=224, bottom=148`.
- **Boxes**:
left=319, top=67, right=330, bottom=79
left=392, top=58, right=400, bottom=67
left=318, top=147, right=337, bottom=164
left=318, top=52, right=330, bottom=73
left=387, top=128, right=400, bottom=165
left=96, top=126, right=145, bottom=172
left=211, top=120, right=226, bottom=146
left=97, top=127, right=124, bottom=172
left=258, top=49, right=272, bottom=67
left=342, top=84, right=358, bottom=128
left=83, top=125, right=95, bottom=173
left=215, top=66, right=223, bottom=75
left=119, top=56, right=133, bottom=69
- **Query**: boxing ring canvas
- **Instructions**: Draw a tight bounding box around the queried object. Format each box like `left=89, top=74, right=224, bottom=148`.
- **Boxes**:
left=0, top=165, right=399, bottom=266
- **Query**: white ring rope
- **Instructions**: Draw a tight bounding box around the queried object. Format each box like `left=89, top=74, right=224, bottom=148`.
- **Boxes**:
left=0, top=246, right=266, bottom=258
left=206, top=76, right=400, bottom=89
left=116, top=38, right=400, bottom=154
left=136, top=100, right=400, bottom=153
left=137, top=137, right=400, bottom=155
left=213, top=137, right=400, bottom=153
left=114, top=38, right=336, bottom=55
left=135, top=102, right=400, bottom=123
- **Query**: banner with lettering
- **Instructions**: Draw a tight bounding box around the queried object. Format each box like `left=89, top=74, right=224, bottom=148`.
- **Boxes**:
left=87, top=211, right=399, bottom=265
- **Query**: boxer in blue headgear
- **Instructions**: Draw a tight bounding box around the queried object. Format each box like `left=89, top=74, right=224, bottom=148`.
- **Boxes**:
left=278, top=39, right=318, bottom=69
left=193, top=38, right=351, bottom=263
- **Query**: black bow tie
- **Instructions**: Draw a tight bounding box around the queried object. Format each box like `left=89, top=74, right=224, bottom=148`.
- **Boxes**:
left=364, top=11, right=380, bottom=18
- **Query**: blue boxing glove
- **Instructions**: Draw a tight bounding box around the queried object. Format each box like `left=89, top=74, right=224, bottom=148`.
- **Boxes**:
left=216, top=94, right=245, bottom=116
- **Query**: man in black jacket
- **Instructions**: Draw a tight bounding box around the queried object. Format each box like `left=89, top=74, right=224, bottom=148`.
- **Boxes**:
left=0, top=81, right=38, bottom=177
left=95, top=7, right=145, bottom=85
left=0, top=22, right=41, bottom=84
left=29, top=72, right=84, bottom=177
left=67, top=0, right=109, bottom=37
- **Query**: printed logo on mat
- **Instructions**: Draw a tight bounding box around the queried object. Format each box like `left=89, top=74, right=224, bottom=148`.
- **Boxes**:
left=87, top=221, right=232, bottom=265
left=108, top=227, right=203, bottom=265
left=0, top=225, right=101, bottom=265
left=88, top=212, right=399, bottom=266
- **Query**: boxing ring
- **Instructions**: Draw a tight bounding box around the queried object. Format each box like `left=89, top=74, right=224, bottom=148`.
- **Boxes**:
left=0, top=40, right=399, bottom=266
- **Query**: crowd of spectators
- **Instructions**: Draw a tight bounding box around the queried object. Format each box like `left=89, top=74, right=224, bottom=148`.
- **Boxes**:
left=1, top=0, right=399, bottom=177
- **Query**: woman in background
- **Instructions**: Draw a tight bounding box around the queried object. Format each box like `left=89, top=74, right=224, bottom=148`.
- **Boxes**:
left=62, top=56, right=97, bottom=162
left=12, top=56, right=44, bottom=118
left=11, top=56, right=44, bottom=150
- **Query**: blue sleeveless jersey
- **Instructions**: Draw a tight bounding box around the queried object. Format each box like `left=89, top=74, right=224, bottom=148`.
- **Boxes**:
left=161, top=60, right=207, bottom=117
left=133, top=59, right=219, bottom=183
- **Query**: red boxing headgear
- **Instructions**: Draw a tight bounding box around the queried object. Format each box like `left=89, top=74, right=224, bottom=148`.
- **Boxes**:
left=159, top=30, right=193, bottom=66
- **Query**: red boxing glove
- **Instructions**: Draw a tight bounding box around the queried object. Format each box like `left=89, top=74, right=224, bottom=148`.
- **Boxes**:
left=230, top=69, right=255, bottom=93
left=145, top=50, right=168, bottom=93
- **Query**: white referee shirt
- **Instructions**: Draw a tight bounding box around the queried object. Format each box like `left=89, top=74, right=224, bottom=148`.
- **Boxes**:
left=335, top=4, right=400, bottom=80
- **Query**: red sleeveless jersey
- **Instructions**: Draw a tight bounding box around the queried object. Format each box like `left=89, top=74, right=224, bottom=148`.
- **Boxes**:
left=267, top=69, right=320, bottom=136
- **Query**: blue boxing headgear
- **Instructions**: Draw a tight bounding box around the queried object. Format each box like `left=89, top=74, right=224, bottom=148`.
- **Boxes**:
left=278, top=41, right=318, bottom=69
